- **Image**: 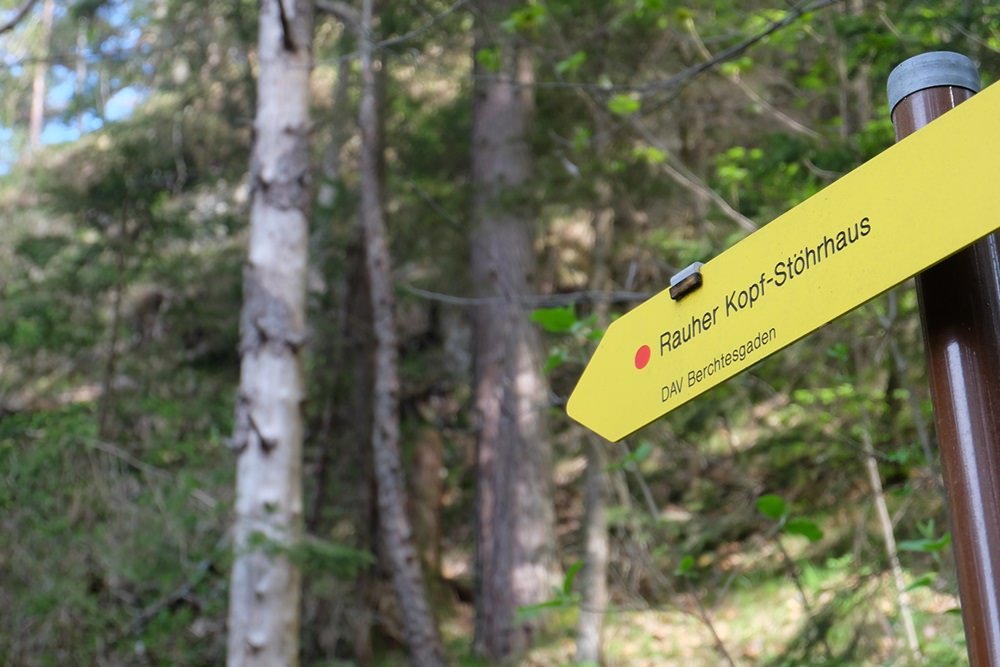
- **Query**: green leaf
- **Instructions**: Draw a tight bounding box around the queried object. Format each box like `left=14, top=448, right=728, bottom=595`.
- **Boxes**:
left=543, top=349, right=566, bottom=374
left=515, top=598, right=568, bottom=623
left=905, top=573, right=937, bottom=591
left=632, top=440, right=653, bottom=463
left=637, top=0, right=666, bottom=13
left=793, top=388, right=816, bottom=405
left=785, top=518, right=823, bottom=542
left=899, top=532, right=951, bottom=553
left=717, top=164, right=749, bottom=184
left=886, top=448, right=915, bottom=464
left=571, top=126, right=592, bottom=152
left=607, top=93, right=641, bottom=116
left=475, top=47, right=501, bottom=73
left=633, top=145, right=667, bottom=165
left=502, top=2, right=547, bottom=33
left=719, top=61, right=742, bottom=77
left=826, top=342, right=849, bottom=363
left=675, top=554, right=695, bottom=577
left=756, top=494, right=787, bottom=520
left=531, top=306, right=577, bottom=333
left=563, top=561, right=584, bottom=596
left=556, top=51, right=586, bottom=75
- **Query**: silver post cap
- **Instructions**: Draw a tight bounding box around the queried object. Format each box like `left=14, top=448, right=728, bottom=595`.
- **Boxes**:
left=887, top=51, right=980, bottom=113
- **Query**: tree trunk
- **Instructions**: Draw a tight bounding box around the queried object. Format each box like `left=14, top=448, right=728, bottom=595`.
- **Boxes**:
left=227, top=1, right=313, bottom=665
left=860, top=422, right=921, bottom=659
left=358, top=1, right=447, bottom=665
left=347, top=242, right=377, bottom=666
left=28, top=0, right=54, bottom=150
left=97, top=214, right=129, bottom=440
left=471, top=0, right=558, bottom=660
left=411, top=426, right=444, bottom=584
left=575, top=435, right=609, bottom=664
left=318, top=49, right=352, bottom=208
left=76, top=21, right=87, bottom=134
left=575, top=195, right=614, bottom=665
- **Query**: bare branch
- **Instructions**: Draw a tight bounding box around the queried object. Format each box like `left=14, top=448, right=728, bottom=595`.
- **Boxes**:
left=625, top=115, right=759, bottom=232
left=317, top=0, right=466, bottom=48
left=684, top=14, right=823, bottom=140
left=634, top=0, right=846, bottom=94
left=0, top=0, right=40, bottom=37
left=400, top=283, right=652, bottom=307
left=467, top=0, right=845, bottom=93
left=378, top=0, right=467, bottom=49
left=553, top=48, right=759, bottom=232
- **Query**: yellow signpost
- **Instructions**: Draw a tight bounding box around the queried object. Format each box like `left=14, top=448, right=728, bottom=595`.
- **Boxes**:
left=568, top=78, right=1000, bottom=442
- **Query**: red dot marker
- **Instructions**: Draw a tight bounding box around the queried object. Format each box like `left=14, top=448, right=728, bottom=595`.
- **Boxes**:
left=634, top=344, right=651, bottom=370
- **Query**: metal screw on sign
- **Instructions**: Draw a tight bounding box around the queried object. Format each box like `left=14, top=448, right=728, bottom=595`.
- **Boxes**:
left=889, top=51, right=1000, bottom=667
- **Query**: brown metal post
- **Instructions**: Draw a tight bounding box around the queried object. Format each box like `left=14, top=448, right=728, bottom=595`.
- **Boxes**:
left=889, top=52, right=1000, bottom=666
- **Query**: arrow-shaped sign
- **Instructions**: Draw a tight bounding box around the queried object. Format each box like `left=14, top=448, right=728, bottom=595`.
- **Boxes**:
left=568, top=78, right=1000, bottom=442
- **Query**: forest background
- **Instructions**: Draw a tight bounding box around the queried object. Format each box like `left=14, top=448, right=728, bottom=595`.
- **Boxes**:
left=1, top=0, right=996, bottom=665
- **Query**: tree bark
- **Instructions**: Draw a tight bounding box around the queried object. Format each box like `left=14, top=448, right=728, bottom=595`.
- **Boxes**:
left=471, top=1, right=558, bottom=660
left=347, top=243, right=377, bottom=667
left=575, top=435, right=609, bottom=664
left=227, top=1, right=313, bottom=665
left=575, top=195, right=613, bottom=666
left=76, top=21, right=87, bottom=134
left=860, top=422, right=921, bottom=659
left=411, top=426, right=444, bottom=584
left=28, top=0, right=54, bottom=150
left=358, top=1, right=447, bottom=665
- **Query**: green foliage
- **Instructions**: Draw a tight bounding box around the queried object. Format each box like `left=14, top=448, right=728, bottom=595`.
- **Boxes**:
left=503, top=1, right=548, bottom=33
left=899, top=525, right=951, bottom=554
left=609, top=439, right=653, bottom=471
left=14, top=234, right=70, bottom=267
left=555, top=50, right=587, bottom=75
left=607, top=93, right=641, bottom=116
left=515, top=561, right=583, bottom=622
left=531, top=305, right=579, bottom=333
left=562, top=560, right=584, bottom=595
left=531, top=305, right=602, bottom=382
left=674, top=553, right=696, bottom=577
left=245, top=532, right=375, bottom=579
left=785, top=517, right=824, bottom=543
left=756, top=493, right=788, bottom=520
left=905, top=572, right=937, bottom=591
left=632, top=145, right=667, bottom=165
left=475, top=47, right=502, bottom=73
left=757, top=494, right=824, bottom=542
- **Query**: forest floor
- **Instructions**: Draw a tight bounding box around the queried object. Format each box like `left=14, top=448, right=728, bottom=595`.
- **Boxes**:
left=432, top=558, right=966, bottom=666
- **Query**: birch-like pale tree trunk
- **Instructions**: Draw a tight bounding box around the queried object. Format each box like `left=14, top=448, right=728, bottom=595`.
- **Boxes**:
left=227, top=1, right=312, bottom=665
left=358, top=1, right=447, bottom=665
left=75, top=21, right=87, bottom=134
left=471, top=0, right=558, bottom=660
left=28, top=0, right=54, bottom=150
left=575, top=191, right=614, bottom=665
